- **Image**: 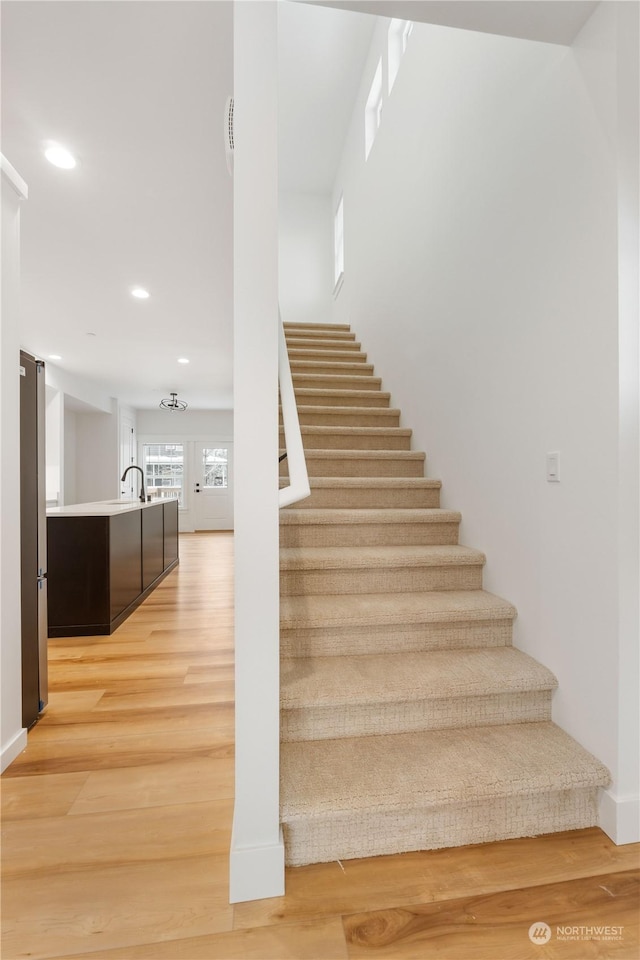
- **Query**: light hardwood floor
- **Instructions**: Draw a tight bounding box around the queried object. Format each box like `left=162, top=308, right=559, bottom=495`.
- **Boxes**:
left=1, top=532, right=638, bottom=960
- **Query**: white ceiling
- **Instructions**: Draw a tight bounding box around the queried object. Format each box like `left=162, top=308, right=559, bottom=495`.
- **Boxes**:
left=2, top=1, right=597, bottom=411
left=305, top=1, right=599, bottom=46
left=2, top=0, right=234, bottom=411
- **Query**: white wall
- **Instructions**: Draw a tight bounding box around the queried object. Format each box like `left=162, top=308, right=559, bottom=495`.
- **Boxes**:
left=332, top=9, right=637, bottom=839
left=45, top=363, right=113, bottom=414
left=45, top=386, right=63, bottom=504
left=46, top=364, right=118, bottom=506
left=63, top=406, right=77, bottom=506
left=1, top=162, right=28, bottom=771
left=137, top=409, right=233, bottom=437
left=230, top=0, right=283, bottom=903
left=74, top=402, right=119, bottom=503
left=279, top=192, right=333, bottom=325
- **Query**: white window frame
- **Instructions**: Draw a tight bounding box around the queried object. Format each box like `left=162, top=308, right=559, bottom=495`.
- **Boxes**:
left=388, top=19, right=413, bottom=93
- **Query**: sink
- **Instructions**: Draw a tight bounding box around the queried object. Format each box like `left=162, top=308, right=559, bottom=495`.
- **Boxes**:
left=103, top=499, right=141, bottom=505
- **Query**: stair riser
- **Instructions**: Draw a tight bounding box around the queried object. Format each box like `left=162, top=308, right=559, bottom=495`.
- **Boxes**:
left=293, top=375, right=382, bottom=392
left=294, top=489, right=440, bottom=508
left=282, top=787, right=600, bottom=866
left=280, top=620, right=513, bottom=658
left=280, top=564, right=484, bottom=596
left=282, top=433, right=412, bottom=451
left=280, top=522, right=459, bottom=548
left=289, top=411, right=400, bottom=427
left=282, top=691, right=552, bottom=742
left=281, top=457, right=425, bottom=478
left=294, top=390, right=391, bottom=408
left=283, top=487, right=440, bottom=509
left=290, top=362, right=374, bottom=377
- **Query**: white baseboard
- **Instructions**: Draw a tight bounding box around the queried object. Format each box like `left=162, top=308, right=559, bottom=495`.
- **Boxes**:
left=599, top=787, right=640, bottom=844
left=229, top=826, right=285, bottom=903
left=0, top=727, right=27, bottom=773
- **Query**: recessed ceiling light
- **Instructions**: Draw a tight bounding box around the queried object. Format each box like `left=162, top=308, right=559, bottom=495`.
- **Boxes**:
left=49, top=354, right=62, bottom=360
left=44, top=143, right=77, bottom=169
left=131, top=287, right=150, bottom=299
left=177, top=358, right=189, bottom=364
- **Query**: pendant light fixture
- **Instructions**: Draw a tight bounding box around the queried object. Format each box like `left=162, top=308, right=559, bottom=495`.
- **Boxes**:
left=159, top=392, right=188, bottom=411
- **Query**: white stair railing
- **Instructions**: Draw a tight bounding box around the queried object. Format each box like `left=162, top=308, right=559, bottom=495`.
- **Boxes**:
left=278, top=313, right=310, bottom=508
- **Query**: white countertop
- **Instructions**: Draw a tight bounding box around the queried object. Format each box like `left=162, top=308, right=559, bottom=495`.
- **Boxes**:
left=47, top=498, right=178, bottom=518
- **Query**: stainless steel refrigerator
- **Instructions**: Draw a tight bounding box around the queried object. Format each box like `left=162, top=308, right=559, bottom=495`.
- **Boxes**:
left=20, top=350, right=48, bottom=727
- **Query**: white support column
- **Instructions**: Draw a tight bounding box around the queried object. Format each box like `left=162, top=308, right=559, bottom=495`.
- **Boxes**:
left=1, top=157, right=28, bottom=772
left=601, top=0, right=640, bottom=845
left=229, top=1, right=283, bottom=902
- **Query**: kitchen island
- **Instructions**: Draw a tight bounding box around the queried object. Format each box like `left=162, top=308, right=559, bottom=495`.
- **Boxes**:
left=46, top=498, right=179, bottom=637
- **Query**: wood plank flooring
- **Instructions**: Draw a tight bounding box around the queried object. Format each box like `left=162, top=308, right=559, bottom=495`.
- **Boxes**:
left=1, top=532, right=638, bottom=959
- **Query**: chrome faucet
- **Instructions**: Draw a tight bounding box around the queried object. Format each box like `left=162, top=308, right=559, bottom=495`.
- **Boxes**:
left=121, top=465, right=146, bottom=503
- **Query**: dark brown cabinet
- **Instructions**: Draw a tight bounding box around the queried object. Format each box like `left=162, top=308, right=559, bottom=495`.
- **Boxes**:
left=47, top=500, right=179, bottom=637
left=142, top=502, right=165, bottom=590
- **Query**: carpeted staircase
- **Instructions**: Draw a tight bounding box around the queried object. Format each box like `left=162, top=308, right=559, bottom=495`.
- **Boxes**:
left=279, top=321, right=609, bottom=868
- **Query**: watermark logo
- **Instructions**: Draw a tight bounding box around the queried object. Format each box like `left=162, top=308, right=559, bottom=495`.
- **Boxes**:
left=527, top=921, right=624, bottom=945
left=529, top=922, right=552, bottom=945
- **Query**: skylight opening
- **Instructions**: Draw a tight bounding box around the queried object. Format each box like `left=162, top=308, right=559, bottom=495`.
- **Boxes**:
left=364, top=59, right=383, bottom=160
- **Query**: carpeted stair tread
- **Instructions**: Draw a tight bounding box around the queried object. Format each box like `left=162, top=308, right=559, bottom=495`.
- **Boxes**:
left=293, top=425, right=411, bottom=438
left=281, top=647, right=557, bottom=710
left=288, top=348, right=368, bottom=363
left=286, top=334, right=362, bottom=353
left=291, top=477, right=441, bottom=491
left=279, top=507, right=461, bottom=547
left=281, top=722, right=611, bottom=821
left=281, top=450, right=426, bottom=479
left=281, top=425, right=413, bottom=451
left=280, top=544, right=485, bottom=571
left=291, top=405, right=401, bottom=424
left=280, top=508, right=460, bottom=527
left=293, top=388, right=392, bottom=407
left=283, top=321, right=352, bottom=331
left=282, top=449, right=425, bottom=462
left=293, top=373, right=383, bottom=391
left=285, top=327, right=356, bottom=341
left=280, top=476, right=442, bottom=509
left=290, top=360, right=375, bottom=374
left=280, top=589, right=516, bottom=630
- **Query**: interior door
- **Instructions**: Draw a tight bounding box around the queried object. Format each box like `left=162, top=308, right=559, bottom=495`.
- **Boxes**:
left=193, top=443, right=233, bottom=530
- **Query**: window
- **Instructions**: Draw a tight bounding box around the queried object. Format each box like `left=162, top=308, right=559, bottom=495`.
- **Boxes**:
left=365, top=58, right=383, bottom=160
left=388, top=19, right=413, bottom=93
left=202, top=448, right=228, bottom=488
left=334, top=195, right=344, bottom=290
left=143, top=443, right=185, bottom=505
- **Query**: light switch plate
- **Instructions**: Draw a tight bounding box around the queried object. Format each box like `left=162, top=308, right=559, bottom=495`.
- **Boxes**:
left=546, top=452, right=560, bottom=482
